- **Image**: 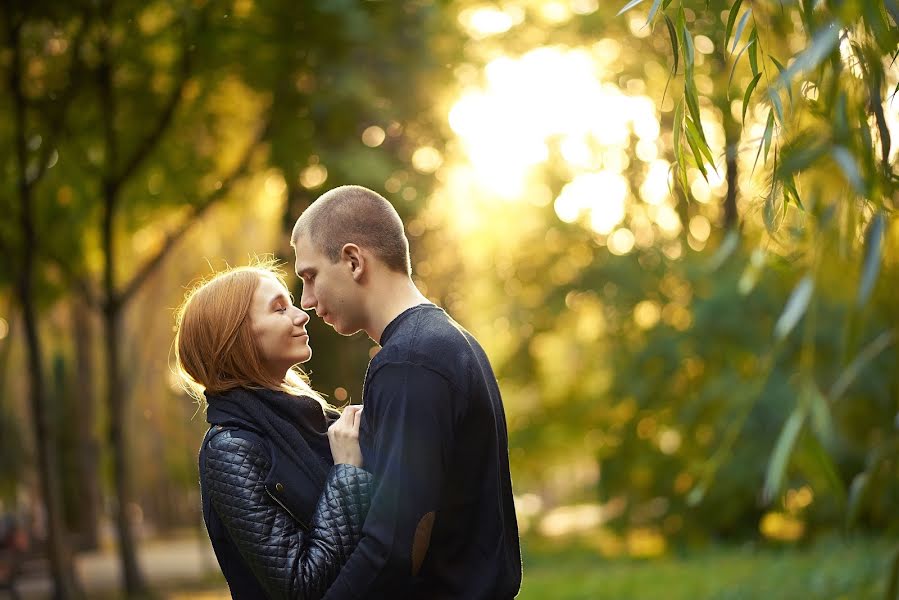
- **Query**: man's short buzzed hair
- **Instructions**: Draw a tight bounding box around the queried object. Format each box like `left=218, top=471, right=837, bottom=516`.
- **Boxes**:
left=292, top=185, right=411, bottom=275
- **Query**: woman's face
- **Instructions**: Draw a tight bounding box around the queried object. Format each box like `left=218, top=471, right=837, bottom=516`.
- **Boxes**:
left=249, top=274, right=312, bottom=378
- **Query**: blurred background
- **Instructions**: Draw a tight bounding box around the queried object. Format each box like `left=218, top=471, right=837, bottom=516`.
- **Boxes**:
left=1, top=0, right=897, bottom=598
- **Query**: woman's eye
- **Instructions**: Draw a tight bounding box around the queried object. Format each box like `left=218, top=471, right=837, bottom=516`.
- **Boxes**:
left=276, top=307, right=287, bottom=313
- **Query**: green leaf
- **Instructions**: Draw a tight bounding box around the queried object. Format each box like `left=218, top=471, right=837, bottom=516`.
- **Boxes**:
left=664, top=14, right=679, bottom=74
left=742, top=73, right=762, bottom=125
left=776, top=20, right=840, bottom=89
left=763, top=109, right=775, bottom=163
left=682, top=21, right=695, bottom=75
left=684, top=123, right=710, bottom=181
left=684, top=117, right=714, bottom=165
left=805, top=379, right=833, bottom=443
left=764, top=180, right=782, bottom=234
left=646, top=0, right=662, bottom=25
left=662, top=0, right=674, bottom=8
left=831, top=146, right=864, bottom=194
left=763, top=406, right=806, bottom=503
left=769, top=89, right=784, bottom=124
left=707, top=228, right=741, bottom=271
left=774, top=274, right=814, bottom=341
left=804, top=433, right=846, bottom=504
left=727, top=39, right=756, bottom=95
left=731, top=8, right=752, bottom=53
left=751, top=109, right=774, bottom=176
left=856, top=213, right=886, bottom=308
left=870, top=85, right=891, bottom=169
left=748, top=28, right=759, bottom=75
left=616, top=0, right=646, bottom=16
left=672, top=100, right=689, bottom=193
left=769, top=57, right=792, bottom=103
left=724, top=0, right=744, bottom=56
left=829, top=330, right=894, bottom=400
left=846, top=472, right=870, bottom=529
left=684, top=82, right=704, bottom=143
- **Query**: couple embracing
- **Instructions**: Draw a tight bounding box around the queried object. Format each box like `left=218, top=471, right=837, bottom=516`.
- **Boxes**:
left=174, top=185, right=522, bottom=599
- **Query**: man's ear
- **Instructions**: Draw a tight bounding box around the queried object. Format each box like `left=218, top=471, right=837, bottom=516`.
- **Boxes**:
left=341, top=243, right=365, bottom=281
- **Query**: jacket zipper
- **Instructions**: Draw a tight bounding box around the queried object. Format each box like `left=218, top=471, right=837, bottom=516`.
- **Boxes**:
left=265, top=488, right=311, bottom=531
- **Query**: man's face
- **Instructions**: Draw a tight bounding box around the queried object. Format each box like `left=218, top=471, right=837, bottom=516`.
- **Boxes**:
left=293, top=234, right=365, bottom=336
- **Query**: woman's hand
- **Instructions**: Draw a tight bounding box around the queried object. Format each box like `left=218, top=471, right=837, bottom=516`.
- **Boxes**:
left=328, top=405, right=363, bottom=467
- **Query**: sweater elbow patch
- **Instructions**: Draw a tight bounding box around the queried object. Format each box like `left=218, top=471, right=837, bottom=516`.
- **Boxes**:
left=411, top=511, right=435, bottom=576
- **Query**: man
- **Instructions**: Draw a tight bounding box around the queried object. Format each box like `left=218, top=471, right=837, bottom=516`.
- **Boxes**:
left=291, top=185, right=521, bottom=599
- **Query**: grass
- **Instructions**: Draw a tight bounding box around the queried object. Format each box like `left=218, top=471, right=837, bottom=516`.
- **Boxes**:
left=519, top=534, right=896, bottom=599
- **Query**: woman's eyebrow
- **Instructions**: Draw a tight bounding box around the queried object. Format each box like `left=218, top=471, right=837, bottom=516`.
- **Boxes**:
left=268, top=293, right=289, bottom=307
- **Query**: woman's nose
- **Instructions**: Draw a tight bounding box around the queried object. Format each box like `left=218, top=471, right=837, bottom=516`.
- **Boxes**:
left=293, top=308, right=310, bottom=325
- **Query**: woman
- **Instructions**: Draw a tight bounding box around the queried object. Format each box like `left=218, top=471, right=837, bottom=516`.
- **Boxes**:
left=173, top=260, right=371, bottom=599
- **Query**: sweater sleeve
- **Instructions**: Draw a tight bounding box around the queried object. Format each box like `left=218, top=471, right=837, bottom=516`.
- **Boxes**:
left=204, top=430, right=372, bottom=600
left=323, top=363, right=456, bottom=599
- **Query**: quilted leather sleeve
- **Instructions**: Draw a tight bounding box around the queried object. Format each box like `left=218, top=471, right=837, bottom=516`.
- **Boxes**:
left=205, top=431, right=373, bottom=600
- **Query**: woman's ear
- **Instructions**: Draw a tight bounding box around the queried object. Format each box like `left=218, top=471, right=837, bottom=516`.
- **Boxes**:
left=341, top=243, right=365, bottom=281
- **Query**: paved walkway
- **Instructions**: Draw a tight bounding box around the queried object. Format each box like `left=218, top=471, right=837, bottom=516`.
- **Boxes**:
left=13, top=537, right=228, bottom=599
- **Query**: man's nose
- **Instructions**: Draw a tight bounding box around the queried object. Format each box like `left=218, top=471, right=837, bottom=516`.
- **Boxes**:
left=300, top=287, right=315, bottom=310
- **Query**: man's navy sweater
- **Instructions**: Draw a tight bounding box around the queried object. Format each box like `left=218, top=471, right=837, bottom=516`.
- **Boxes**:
left=323, top=304, right=521, bottom=599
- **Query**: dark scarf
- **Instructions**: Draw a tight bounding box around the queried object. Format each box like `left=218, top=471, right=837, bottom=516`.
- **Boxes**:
left=205, top=387, right=336, bottom=516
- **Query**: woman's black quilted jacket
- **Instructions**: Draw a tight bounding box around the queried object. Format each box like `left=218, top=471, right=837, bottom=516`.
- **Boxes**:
left=203, top=428, right=373, bottom=599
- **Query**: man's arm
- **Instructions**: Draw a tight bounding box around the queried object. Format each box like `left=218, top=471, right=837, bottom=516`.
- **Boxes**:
left=323, top=362, right=457, bottom=599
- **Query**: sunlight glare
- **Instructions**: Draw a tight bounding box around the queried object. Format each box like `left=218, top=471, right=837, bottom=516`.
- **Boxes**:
left=449, top=46, right=662, bottom=205
left=458, top=6, right=519, bottom=39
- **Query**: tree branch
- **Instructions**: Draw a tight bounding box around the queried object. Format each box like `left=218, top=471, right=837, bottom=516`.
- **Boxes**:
left=44, top=249, right=100, bottom=309
left=119, top=117, right=272, bottom=305
left=27, top=11, right=92, bottom=189
left=113, top=36, right=193, bottom=187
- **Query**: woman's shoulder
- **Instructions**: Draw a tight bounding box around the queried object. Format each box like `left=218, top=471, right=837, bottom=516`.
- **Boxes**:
left=204, top=426, right=272, bottom=471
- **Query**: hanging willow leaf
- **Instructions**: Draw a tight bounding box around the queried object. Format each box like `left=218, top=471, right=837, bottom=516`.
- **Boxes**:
left=763, top=406, right=806, bottom=503
left=748, top=28, right=759, bottom=75
left=727, top=39, right=756, bottom=96
left=617, top=0, right=646, bottom=16
left=856, top=212, right=886, bottom=308
left=846, top=472, right=870, bottom=529
left=804, top=432, right=845, bottom=503
left=832, top=146, right=865, bottom=194
left=742, top=73, right=762, bottom=124
left=769, top=89, right=784, bottom=124
left=764, top=182, right=782, bottom=234
left=707, top=228, right=741, bottom=271
left=869, top=76, right=892, bottom=170
left=725, top=0, right=744, bottom=55
left=665, top=14, right=679, bottom=74
left=673, top=99, right=689, bottom=192
left=684, top=116, right=714, bottom=165
left=646, top=0, right=663, bottom=25
left=829, top=331, right=894, bottom=401
left=751, top=109, right=774, bottom=176
left=684, top=122, right=710, bottom=181
left=682, top=19, right=695, bottom=75
left=774, top=275, right=814, bottom=341
left=769, top=57, right=792, bottom=103
left=777, top=20, right=840, bottom=89
left=731, top=9, right=752, bottom=53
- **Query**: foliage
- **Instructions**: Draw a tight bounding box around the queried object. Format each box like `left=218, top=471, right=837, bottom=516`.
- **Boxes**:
left=520, top=534, right=894, bottom=599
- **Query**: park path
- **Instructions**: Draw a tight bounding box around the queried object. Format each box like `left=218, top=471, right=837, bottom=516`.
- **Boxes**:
left=13, top=536, right=228, bottom=599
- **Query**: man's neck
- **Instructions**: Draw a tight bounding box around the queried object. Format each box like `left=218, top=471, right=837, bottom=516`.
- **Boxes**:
left=365, top=274, right=430, bottom=344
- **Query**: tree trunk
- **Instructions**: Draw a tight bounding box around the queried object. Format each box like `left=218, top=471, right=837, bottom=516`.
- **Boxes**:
left=71, top=298, right=101, bottom=551
left=103, top=301, right=146, bottom=594
left=101, top=180, right=147, bottom=594
left=6, top=12, right=82, bottom=599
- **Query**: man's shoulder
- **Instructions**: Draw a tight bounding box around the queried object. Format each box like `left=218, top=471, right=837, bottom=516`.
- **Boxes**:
left=377, top=306, right=477, bottom=365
